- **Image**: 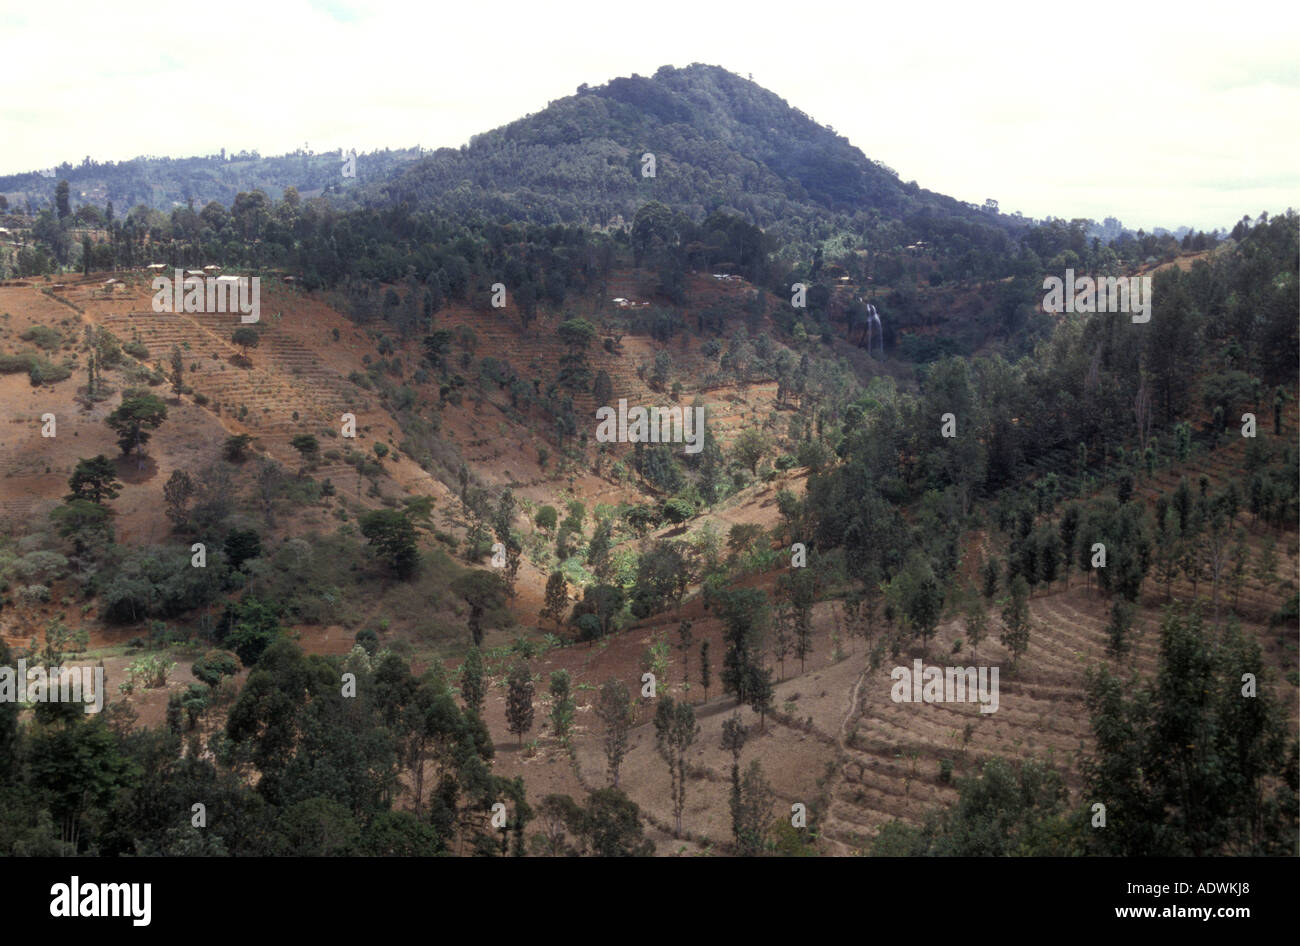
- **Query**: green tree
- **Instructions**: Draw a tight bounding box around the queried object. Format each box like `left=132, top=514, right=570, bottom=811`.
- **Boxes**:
left=654, top=695, right=699, bottom=837
left=224, top=528, right=262, bottom=571
left=231, top=326, right=259, bottom=360
left=460, top=646, right=486, bottom=716
left=871, top=757, right=1078, bottom=856
left=1104, top=599, right=1137, bottom=660
left=734, top=760, right=775, bottom=856
left=981, top=557, right=1000, bottom=600
left=964, top=597, right=989, bottom=662
left=290, top=434, right=320, bottom=477
left=534, top=505, right=558, bottom=533
left=50, top=498, right=113, bottom=559
left=548, top=670, right=574, bottom=748
left=192, top=649, right=240, bottom=688
left=169, top=344, right=184, bottom=397
left=717, top=588, right=769, bottom=706
left=27, top=717, right=132, bottom=849
left=1084, top=607, right=1296, bottom=855
left=1058, top=505, right=1080, bottom=588
left=162, top=469, right=195, bottom=530
left=542, top=571, right=568, bottom=631
left=580, top=788, right=655, bottom=857
left=781, top=568, right=816, bottom=671
left=596, top=678, right=633, bottom=788
left=223, top=433, right=253, bottom=462
left=55, top=180, right=71, bottom=219
left=452, top=571, right=507, bottom=647
left=677, top=619, right=694, bottom=689
left=105, top=390, right=167, bottom=468
left=506, top=662, right=534, bottom=746
left=732, top=428, right=770, bottom=476
left=999, top=575, right=1032, bottom=669
left=359, top=509, right=419, bottom=579
left=65, top=455, right=121, bottom=506
left=894, top=553, right=944, bottom=658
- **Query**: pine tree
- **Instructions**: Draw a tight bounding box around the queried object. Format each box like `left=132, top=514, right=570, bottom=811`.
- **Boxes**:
left=1105, top=599, right=1137, bottom=659
left=981, top=557, right=1000, bottom=600
left=460, top=646, right=485, bottom=716
left=999, top=575, right=1032, bottom=669
left=66, top=455, right=121, bottom=506
left=548, top=670, right=574, bottom=748
left=506, top=662, right=534, bottom=746
left=746, top=663, right=775, bottom=732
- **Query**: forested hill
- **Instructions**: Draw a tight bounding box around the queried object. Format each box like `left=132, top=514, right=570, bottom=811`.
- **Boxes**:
left=0, top=148, right=418, bottom=216
left=367, top=63, right=1024, bottom=248
left=5, top=64, right=1026, bottom=260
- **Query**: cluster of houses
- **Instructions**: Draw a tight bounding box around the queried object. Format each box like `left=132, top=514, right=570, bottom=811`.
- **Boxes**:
left=144, top=263, right=223, bottom=277
left=141, top=263, right=297, bottom=284
left=611, top=297, right=650, bottom=309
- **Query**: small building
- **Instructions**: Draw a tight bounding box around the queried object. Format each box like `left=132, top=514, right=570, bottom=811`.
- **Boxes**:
left=145, top=263, right=167, bottom=273
left=203, top=265, right=222, bottom=274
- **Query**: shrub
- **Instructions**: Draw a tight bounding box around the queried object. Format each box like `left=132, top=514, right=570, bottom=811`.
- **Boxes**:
left=192, top=649, right=240, bottom=687
left=27, top=360, right=72, bottom=386
left=0, top=353, right=38, bottom=373
left=122, top=339, right=149, bottom=359
left=120, top=654, right=175, bottom=693
left=20, top=325, right=61, bottom=350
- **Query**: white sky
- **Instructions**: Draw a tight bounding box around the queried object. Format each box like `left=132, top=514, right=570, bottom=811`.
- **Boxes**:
left=3, top=0, right=1297, bottom=232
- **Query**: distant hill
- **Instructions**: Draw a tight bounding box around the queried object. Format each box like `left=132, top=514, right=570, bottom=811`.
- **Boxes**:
left=0, top=147, right=419, bottom=215
left=367, top=63, right=1023, bottom=248
left=1, top=65, right=1026, bottom=257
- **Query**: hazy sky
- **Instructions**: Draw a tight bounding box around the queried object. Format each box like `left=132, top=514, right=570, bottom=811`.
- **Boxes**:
left=4, top=0, right=1297, bottom=232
